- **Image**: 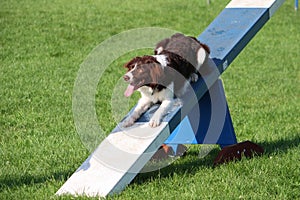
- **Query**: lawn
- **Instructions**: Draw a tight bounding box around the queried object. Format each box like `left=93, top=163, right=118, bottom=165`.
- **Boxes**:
left=0, top=0, right=299, bottom=199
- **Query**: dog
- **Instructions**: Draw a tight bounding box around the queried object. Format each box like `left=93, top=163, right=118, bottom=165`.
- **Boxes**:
left=122, top=33, right=211, bottom=128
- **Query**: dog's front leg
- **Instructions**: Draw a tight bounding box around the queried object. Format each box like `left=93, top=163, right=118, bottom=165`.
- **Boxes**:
left=122, top=97, right=152, bottom=127
left=149, top=99, right=173, bottom=128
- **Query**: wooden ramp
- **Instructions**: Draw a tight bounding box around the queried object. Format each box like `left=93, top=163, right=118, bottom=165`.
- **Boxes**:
left=56, top=0, right=285, bottom=197
left=56, top=123, right=170, bottom=196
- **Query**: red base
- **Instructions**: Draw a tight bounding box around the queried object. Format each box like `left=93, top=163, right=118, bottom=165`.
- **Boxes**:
left=151, top=144, right=187, bottom=161
left=213, top=141, right=264, bottom=166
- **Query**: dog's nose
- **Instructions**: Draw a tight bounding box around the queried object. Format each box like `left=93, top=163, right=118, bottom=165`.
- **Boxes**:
left=123, top=75, right=130, bottom=81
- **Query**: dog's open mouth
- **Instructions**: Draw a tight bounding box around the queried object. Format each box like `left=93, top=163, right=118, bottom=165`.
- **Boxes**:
left=124, top=84, right=135, bottom=97
left=124, top=81, right=144, bottom=97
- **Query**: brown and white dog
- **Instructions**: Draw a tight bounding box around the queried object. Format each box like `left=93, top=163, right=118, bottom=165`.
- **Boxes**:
left=122, top=33, right=211, bottom=128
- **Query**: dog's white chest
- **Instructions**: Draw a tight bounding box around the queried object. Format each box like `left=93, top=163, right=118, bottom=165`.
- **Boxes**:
left=138, top=87, right=163, bottom=103
left=138, top=83, right=174, bottom=103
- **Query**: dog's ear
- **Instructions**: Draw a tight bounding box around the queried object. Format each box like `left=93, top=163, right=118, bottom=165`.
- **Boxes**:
left=149, top=62, right=164, bottom=84
left=123, top=57, right=140, bottom=71
left=123, top=61, right=132, bottom=71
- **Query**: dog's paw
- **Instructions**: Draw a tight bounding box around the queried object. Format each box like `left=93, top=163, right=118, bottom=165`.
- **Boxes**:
left=190, top=73, right=198, bottom=82
left=122, top=117, right=135, bottom=127
left=149, top=117, right=161, bottom=128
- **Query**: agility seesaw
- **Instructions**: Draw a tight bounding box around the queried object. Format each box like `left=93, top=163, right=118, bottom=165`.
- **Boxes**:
left=56, top=0, right=285, bottom=197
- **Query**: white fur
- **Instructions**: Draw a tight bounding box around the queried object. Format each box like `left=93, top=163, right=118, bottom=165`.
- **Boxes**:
left=155, top=46, right=164, bottom=54
left=124, top=64, right=136, bottom=81
left=122, top=82, right=174, bottom=128
left=153, top=55, right=168, bottom=67
left=196, top=47, right=207, bottom=70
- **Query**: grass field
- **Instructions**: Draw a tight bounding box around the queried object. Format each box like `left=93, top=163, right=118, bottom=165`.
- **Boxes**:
left=1, top=0, right=299, bottom=199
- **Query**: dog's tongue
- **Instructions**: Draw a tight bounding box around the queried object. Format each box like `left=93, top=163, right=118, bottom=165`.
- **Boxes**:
left=124, top=84, right=135, bottom=97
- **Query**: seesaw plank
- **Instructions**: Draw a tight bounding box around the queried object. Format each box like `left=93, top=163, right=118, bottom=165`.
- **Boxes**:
left=226, top=0, right=284, bottom=17
left=56, top=122, right=170, bottom=196
left=198, top=0, right=285, bottom=73
left=56, top=0, right=285, bottom=197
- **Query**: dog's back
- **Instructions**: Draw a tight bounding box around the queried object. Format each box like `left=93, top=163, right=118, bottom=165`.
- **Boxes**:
left=155, top=33, right=210, bottom=69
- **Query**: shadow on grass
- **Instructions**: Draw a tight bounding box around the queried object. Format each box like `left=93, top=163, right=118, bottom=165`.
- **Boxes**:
left=1, top=134, right=298, bottom=191
left=259, top=133, right=300, bottom=155
left=133, top=147, right=220, bottom=185
left=134, top=133, right=300, bottom=185
left=0, top=169, right=73, bottom=192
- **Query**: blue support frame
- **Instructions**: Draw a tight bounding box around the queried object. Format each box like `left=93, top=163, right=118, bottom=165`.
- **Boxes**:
left=163, top=1, right=285, bottom=151
left=164, top=80, right=237, bottom=149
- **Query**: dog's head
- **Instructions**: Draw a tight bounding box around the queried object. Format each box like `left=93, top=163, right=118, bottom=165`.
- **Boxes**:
left=123, top=56, right=164, bottom=97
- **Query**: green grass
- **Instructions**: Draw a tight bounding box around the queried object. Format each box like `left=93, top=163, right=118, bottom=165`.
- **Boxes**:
left=1, top=0, right=299, bottom=199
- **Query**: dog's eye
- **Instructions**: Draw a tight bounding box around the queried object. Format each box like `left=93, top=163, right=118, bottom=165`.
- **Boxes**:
left=127, top=66, right=134, bottom=71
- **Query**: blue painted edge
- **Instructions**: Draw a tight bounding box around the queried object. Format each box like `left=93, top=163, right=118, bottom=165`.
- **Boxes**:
left=198, top=8, right=270, bottom=74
